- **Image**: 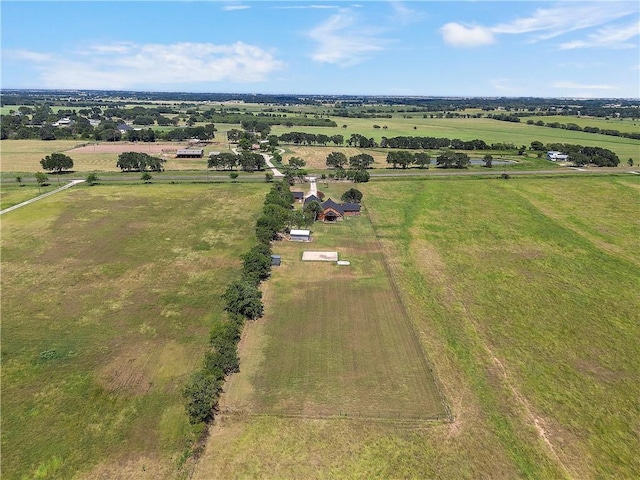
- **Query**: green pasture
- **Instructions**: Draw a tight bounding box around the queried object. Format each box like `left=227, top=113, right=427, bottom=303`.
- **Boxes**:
left=1, top=183, right=268, bottom=480
left=520, top=114, right=640, bottom=134
left=363, top=175, right=640, bottom=478
left=195, top=175, right=639, bottom=479
left=0, top=183, right=61, bottom=210
left=270, top=115, right=640, bottom=163
left=224, top=193, right=446, bottom=420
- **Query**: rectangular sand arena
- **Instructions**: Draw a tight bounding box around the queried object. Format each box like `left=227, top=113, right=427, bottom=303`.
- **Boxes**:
left=302, top=251, right=338, bottom=262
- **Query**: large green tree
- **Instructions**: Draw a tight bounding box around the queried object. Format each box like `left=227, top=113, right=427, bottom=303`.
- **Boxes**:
left=341, top=188, right=363, bottom=204
left=326, top=151, right=347, bottom=169
left=222, top=280, right=264, bottom=320
left=40, top=153, right=74, bottom=173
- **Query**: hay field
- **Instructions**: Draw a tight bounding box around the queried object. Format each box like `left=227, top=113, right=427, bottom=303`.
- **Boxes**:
left=221, top=207, right=446, bottom=420
left=1, top=183, right=268, bottom=480
left=193, top=175, right=639, bottom=479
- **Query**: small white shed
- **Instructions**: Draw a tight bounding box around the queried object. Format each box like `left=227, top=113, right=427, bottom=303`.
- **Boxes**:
left=289, top=229, right=311, bottom=242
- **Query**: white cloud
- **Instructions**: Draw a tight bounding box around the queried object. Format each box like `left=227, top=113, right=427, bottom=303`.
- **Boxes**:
left=553, top=81, right=616, bottom=90
left=222, top=4, right=250, bottom=11
left=389, top=1, right=424, bottom=25
left=440, top=23, right=495, bottom=47
left=308, top=11, right=389, bottom=66
left=560, top=21, right=640, bottom=49
left=441, top=2, right=638, bottom=48
left=493, top=4, right=633, bottom=38
left=8, top=41, right=284, bottom=89
left=4, top=49, right=53, bottom=62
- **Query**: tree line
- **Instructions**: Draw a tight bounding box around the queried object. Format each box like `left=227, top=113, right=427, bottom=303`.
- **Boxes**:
left=207, top=152, right=267, bottom=172
left=182, top=182, right=295, bottom=425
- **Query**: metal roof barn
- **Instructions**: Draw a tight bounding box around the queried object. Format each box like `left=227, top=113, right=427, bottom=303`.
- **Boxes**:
left=289, top=229, right=311, bottom=242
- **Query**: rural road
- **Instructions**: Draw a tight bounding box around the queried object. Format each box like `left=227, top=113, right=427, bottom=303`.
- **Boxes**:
left=1, top=179, right=85, bottom=215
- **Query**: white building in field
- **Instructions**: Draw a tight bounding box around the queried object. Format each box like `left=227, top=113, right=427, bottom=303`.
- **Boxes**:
left=289, top=229, right=311, bottom=242
left=547, top=151, right=569, bottom=161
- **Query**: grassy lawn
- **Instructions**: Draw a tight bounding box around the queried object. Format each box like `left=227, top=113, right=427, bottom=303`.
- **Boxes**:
left=193, top=175, right=638, bottom=479
left=1, top=182, right=268, bottom=480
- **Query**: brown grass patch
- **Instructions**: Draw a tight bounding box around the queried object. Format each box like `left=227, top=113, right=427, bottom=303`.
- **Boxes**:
left=283, top=146, right=388, bottom=169
left=79, top=454, right=174, bottom=480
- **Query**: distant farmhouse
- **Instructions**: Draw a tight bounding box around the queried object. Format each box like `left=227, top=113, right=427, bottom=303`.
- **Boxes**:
left=176, top=148, right=204, bottom=158
left=304, top=196, right=361, bottom=222
left=547, top=151, right=569, bottom=161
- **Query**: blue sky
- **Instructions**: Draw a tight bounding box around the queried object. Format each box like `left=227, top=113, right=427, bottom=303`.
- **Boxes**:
left=2, top=1, right=639, bottom=98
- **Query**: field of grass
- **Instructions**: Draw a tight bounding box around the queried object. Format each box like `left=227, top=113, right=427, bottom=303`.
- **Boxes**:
left=271, top=116, right=640, bottom=164
left=281, top=144, right=558, bottom=172
left=222, top=201, right=446, bottom=420
left=193, top=175, right=639, bottom=479
left=0, top=139, right=229, bottom=174
left=1, top=182, right=269, bottom=480
left=520, top=115, right=640, bottom=134
left=1, top=183, right=61, bottom=210
left=364, top=175, right=640, bottom=478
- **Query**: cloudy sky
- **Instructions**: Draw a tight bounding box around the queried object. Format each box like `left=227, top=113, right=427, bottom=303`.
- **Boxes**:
left=2, top=1, right=639, bottom=97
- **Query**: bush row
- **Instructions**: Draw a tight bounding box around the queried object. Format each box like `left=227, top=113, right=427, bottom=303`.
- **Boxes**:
left=182, top=183, right=292, bottom=425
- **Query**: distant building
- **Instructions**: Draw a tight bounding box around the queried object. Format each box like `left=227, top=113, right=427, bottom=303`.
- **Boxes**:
left=292, top=191, right=304, bottom=203
left=547, top=151, right=569, bottom=161
left=176, top=149, right=204, bottom=158
left=53, top=118, right=72, bottom=127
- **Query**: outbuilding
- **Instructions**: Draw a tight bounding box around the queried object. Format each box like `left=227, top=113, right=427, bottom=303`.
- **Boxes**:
left=289, top=229, right=311, bottom=242
left=176, top=148, right=204, bottom=158
left=270, top=254, right=282, bottom=266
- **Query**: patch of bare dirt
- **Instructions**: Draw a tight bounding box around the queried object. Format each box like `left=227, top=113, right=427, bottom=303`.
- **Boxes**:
left=97, top=345, right=155, bottom=395
left=69, top=142, right=185, bottom=154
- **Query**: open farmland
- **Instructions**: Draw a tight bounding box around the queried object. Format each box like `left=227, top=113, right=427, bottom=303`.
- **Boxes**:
left=193, top=175, right=639, bottom=479
left=1, top=183, right=268, bottom=480
left=221, top=206, right=446, bottom=420
left=0, top=140, right=225, bottom=173
left=270, top=115, right=640, bottom=164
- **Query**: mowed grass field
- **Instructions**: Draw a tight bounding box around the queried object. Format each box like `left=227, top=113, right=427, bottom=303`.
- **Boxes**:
left=270, top=115, right=640, bottom=164
left=1, top=183, right=268, bottom=480
left=193, top=175, right=639, bottom=479
left=222, top=205, right=446, bottom=420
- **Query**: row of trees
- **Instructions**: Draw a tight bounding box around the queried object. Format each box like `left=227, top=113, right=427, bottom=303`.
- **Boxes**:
left=116, top=152, right=166, bottom=172
left=324, top=151, right=372, bottom=182
left=182, top=184, right=296, bottom=425
left=278, top=132, right=345, bottom=146
left=386, top=151, right=431, bottom=169
left=208, top=152, right=267, bottom=172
